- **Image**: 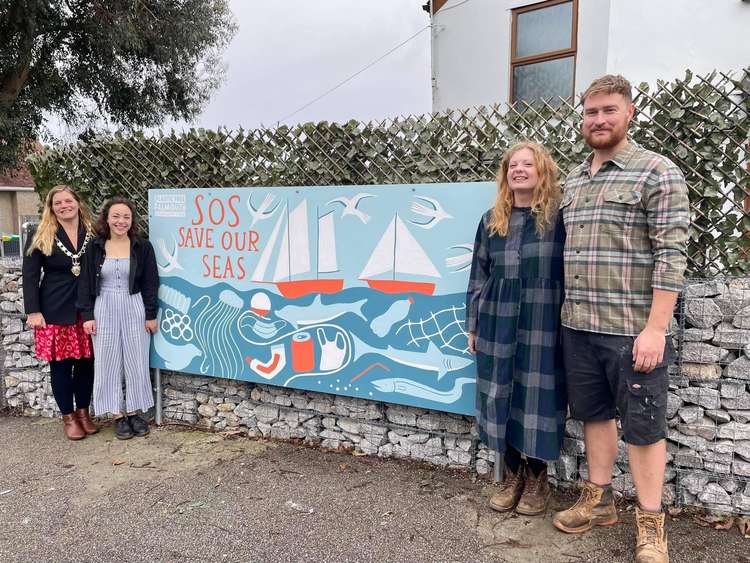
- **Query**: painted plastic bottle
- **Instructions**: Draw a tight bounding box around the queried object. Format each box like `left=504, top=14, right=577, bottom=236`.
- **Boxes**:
left=370, top=297, right=413, bottom=337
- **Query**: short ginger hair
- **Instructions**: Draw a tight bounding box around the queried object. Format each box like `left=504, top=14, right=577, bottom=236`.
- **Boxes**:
left=580, top=74, right=633, bottom=105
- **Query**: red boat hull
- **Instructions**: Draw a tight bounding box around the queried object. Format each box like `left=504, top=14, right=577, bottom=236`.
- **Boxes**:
left=364, top=279, right=435, bottom=295
left=275, top=279, right=344, bottom=299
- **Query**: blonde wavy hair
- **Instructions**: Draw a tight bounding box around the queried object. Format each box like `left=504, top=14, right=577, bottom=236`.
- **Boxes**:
left=488, top=142, right=562, bottom=237
left=27, top=185, right=94, bottom=256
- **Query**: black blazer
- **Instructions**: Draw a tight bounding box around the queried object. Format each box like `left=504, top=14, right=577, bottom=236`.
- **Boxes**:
left=77, top=235, right=160, bottom=322
left=22, top=224, right=91, bottom=326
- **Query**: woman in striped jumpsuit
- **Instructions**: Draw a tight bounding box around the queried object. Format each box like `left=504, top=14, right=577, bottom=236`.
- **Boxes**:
left=78, top=197, right=159, bottom=440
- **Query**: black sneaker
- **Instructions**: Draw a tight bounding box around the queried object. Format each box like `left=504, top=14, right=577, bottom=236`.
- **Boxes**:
left=128, top=414, right=150, bottom=437
left=115, top=417, right=134, bottom=440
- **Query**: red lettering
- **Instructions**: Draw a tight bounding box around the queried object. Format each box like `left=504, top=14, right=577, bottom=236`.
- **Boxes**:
left=178, top=227, right=214, bottom=249
left=249, top=230, right=259, bottom=252
left=202, top=255, right=246, bottom=280
left=192, top=195, right=205, bottom=225
left=227, top=195, right=241, bottom=228
left=208, top=198, right=225, bottom=225
left=220, top=231, right=232, bottom=251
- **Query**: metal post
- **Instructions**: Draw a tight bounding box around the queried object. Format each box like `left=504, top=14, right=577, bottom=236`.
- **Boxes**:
left=494, top=451, right=502, bottom=482
left=154, top=368, right=162, bottom=425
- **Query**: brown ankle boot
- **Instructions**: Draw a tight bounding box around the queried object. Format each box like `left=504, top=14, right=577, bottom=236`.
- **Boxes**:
left=74, top=408, right=98, bottom=435
left=62, top=414, right=86, bottom=441
left=516, top=465, right=551, bottom=516
left=553, top=480, right=618, bottom=533
left=489, top=464, right=525, bottom=512
left=635, top=506, right=669, bottom=563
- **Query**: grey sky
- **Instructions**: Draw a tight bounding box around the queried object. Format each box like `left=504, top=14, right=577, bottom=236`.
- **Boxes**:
left=177, top=0, right=432, bottom=130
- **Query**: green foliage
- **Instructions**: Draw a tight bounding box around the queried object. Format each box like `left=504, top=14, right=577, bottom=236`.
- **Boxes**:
left=27, top=69, right=750, bottom=276
left=0, top=0, right=236, bottom=172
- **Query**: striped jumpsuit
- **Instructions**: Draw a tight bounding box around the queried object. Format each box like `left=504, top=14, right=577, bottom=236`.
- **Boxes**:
left=92, top=258, right=154, bottom=415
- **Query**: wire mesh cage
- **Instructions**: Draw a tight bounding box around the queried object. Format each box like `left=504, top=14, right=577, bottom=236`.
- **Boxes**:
left=672, top=278, right=750, bottom=514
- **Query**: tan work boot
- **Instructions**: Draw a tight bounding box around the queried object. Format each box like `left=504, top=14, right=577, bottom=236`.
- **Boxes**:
left=489, top=464, right=525, bottom=512
left=635, top=506, right=668, bottom=563
left=553, top=480, right=618, bottom=533
left=516, top=465, right=551, bottom=516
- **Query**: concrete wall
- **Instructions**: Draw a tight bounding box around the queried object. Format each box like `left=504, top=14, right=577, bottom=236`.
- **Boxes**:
left=431, top=0, right=750, bottom=111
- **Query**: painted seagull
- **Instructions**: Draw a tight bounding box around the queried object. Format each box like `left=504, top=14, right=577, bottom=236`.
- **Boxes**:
left=156, top=236, right=183, bottom=273
left=445, top=243, right=474, bottom=273
left=326, top=193, right=376, bottom=224
left=246, top=192, right=281, bottom=228
left=410, top=195, right=453, bottom=229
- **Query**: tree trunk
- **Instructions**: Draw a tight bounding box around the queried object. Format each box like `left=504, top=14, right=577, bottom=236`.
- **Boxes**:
left=0, top=0, right=36, bottom=110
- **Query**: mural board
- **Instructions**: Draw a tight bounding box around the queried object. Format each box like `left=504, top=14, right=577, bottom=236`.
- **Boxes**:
left=148, top=183, right=495, bottom=415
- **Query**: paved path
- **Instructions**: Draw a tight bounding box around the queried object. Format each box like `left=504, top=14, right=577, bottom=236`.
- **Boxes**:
left=0, top=415, right=744, bottom=562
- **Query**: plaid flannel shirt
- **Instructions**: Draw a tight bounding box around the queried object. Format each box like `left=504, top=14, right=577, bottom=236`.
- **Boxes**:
left=560, top=141, right=689, bottom=336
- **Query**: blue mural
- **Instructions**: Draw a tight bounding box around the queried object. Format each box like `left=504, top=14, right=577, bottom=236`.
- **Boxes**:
left=148, top=183, right=496, bottom=415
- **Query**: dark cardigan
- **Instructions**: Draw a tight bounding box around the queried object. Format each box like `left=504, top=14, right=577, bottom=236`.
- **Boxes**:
left=77, top=235, right=160, bottom=322
left=22, top=224, right=90, bottom=326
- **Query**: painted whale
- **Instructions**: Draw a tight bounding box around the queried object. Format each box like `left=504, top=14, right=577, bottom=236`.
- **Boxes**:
left=349, top=333, right=473, bottom=380
left=275, top=295, right=367, bottom=328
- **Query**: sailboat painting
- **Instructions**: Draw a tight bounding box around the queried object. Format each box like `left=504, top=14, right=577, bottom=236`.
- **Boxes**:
left=360, top=214, right=441, bottom=295
left=252, top=200, right=344, bottom=298
left=148, top=182, right=496, bottom=415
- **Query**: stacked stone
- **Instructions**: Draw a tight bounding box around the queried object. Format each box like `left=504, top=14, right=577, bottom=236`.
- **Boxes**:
left=0, top=267, right=57, bottom=416
left=2, top=263, right=750, bottom=515
left=669, top=279, right=750, bottom=514
left=163, top=373, right=477, bottom=469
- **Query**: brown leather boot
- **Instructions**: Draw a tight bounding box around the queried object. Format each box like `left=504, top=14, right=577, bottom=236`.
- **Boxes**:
left=553, top=480, right=618, bottom=533
left=489, top=464, right=525, bottom=512
left=62, top=414, right=86, bottom=441
left=74, top=408, right=99, bottom=435
left=516, top=465, right=551, bottom=516
left=635, top=506, right=669, bottom=563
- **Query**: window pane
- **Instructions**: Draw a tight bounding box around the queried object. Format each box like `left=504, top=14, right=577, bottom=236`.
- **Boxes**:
left=512, top=56, right=574, bottom=105
left=516, top=2, right=573, bottom=58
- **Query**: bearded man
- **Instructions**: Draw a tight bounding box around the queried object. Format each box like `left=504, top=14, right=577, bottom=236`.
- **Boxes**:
left=553, top=74, right=689, bottom=563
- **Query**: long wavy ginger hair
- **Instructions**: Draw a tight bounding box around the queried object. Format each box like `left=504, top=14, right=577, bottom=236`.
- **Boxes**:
left=27, top=185, right=94, bottom=256
left=487, top=142, right=562, bottom=237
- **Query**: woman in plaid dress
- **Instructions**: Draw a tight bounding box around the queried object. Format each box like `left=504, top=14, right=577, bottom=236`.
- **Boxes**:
left=466, top=141, right=567, bottom=516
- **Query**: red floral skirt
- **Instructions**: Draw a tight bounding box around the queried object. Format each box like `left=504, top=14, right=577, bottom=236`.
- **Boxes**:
left=34, top=319, right=93, bottom=362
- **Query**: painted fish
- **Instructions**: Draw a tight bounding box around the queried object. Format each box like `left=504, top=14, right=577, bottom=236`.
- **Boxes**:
left=350, top=333, right=473, bottom=380
left=275, top=295, right=367, bottom=328
left=371, top=377, right=474, bottom=404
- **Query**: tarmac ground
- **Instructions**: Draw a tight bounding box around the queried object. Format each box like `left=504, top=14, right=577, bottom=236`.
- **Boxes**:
left=0, top=414, right=747, bottom=562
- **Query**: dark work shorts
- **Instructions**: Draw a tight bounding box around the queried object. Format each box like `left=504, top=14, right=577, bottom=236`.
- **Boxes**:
left=562, top=327, right=674, bottom=446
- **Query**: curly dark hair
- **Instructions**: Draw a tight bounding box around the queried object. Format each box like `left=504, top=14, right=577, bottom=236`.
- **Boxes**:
left=95, top=196, right=140, bottom=239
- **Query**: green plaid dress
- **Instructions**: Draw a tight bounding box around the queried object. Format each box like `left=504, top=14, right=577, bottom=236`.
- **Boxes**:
left=466, top=207, right=567, bottom=461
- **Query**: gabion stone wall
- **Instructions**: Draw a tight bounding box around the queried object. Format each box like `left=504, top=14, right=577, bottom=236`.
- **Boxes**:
left=2, top=265, right=750, bottom=515
left=671, top=279, right=750, bottom=514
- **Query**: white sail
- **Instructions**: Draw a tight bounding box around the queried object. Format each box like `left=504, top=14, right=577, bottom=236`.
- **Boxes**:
left=318, top=210, right=338, bottom=274
left=359, top=217, right=396, bottom=278
left=251, top=204, right=286, bottom=282
left=273, top=228, right=290, bottom=281
left=289, top=200, right=310, bottom=276
left=394, top=216, right=441, bottom=278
